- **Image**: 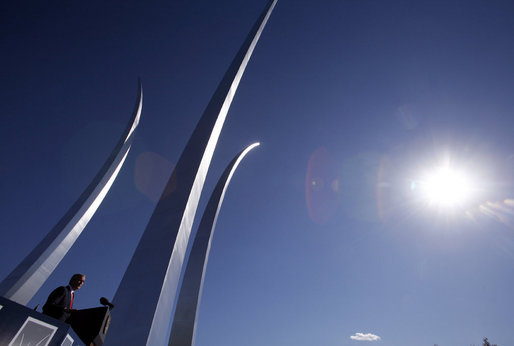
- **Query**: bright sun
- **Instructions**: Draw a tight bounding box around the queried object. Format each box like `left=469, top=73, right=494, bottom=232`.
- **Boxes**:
left=420, top=166, right=473, bottom=208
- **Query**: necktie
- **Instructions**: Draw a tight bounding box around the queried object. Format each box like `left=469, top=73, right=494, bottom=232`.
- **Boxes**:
left=70, top=291, right=74, bottom=309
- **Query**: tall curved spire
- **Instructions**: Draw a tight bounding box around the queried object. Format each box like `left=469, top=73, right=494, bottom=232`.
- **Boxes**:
left=107, top=1, right=278, bottom=345
left=169, top=143, right=260, bottom=346
left=0, top=80, right=143, bottom=305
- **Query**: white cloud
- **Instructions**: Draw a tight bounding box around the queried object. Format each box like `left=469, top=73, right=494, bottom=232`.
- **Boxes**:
left=350, top=333, right=381, bottom=341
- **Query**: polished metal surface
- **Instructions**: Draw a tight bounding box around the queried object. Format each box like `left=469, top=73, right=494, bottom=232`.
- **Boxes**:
left=169, top=143, right=259, bottom=346
left=106, top=2, right=277, bottom=345
left=0, top=82, right=143, bottom=305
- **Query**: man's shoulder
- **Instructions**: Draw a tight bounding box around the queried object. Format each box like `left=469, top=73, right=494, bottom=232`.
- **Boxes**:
left=50, top=285, right=68, bottom=295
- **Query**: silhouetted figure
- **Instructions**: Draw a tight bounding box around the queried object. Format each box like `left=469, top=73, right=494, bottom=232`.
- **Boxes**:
left=42, top=273, right=85, bottom=322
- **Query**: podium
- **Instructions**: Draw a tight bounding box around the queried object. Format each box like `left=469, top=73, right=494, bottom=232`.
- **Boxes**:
left=0, top=296, right=83, bottom=345
left=0, top=297, right=111, bottom=346
left=69, top=307, right=111, bottom=346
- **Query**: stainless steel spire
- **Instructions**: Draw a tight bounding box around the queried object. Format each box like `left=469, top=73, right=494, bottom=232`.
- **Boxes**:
left=106, top=1, right=277, bottom=345
left=0, top=81, right=143, bottom=305
left=169, top=143, right=260, bottom=346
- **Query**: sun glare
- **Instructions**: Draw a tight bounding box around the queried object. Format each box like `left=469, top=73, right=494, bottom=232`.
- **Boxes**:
left=420, top=166, right=472, bottom=208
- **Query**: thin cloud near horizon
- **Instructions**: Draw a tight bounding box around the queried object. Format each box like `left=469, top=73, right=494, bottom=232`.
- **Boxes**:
left=350, top=333, right=381, bottom=341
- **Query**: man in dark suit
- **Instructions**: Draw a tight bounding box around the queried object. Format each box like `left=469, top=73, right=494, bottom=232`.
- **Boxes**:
left=42, top=273, right=85, bottom=322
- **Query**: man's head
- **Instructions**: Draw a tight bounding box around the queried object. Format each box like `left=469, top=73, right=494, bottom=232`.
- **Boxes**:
left=69, top=274, right=85, bottom=290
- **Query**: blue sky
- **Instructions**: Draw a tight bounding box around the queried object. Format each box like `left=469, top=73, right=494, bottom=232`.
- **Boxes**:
left=1, top=1, right=514, bottom=345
